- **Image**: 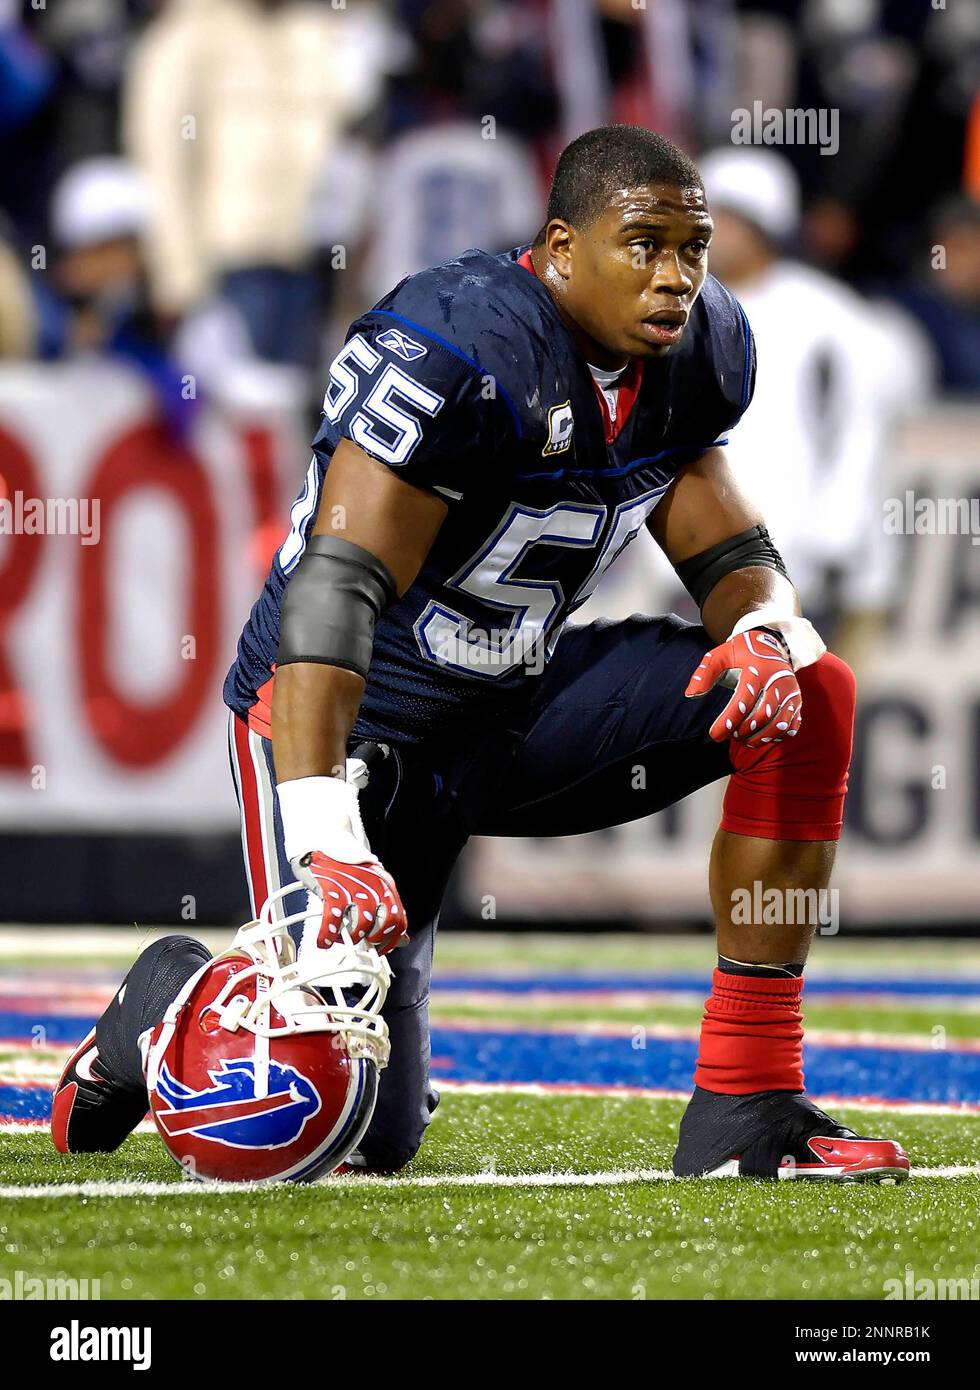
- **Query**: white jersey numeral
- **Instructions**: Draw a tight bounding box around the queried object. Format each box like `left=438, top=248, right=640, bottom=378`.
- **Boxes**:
left=415, top=488, right=666, bottom=678
left=323, top=334, right=445, bottom=466
left=278, top=457, right=321, bottom=573
left=351, top=364, right=443, bottom=466
left=323, top=335, right=382, bottom=421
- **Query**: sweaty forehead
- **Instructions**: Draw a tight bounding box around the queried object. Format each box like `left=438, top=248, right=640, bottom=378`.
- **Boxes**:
left=605, top=182, right=709, bottom=226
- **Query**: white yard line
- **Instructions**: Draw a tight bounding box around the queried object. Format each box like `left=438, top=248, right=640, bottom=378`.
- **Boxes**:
left=0, top=1164, right=976, bottom=1199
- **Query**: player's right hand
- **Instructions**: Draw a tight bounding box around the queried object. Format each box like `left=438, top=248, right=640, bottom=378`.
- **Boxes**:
left=292, top=850, right=408, bottom=954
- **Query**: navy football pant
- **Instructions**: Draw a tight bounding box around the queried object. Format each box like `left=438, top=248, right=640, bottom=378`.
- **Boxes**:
left=229, top=615, right=735, bottom=1169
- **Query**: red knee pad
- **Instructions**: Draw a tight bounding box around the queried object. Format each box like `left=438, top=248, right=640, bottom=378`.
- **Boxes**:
left=720, top=652, right=856, bottom=842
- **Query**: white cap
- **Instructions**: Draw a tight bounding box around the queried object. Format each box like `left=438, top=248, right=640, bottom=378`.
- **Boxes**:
left=699, top=147, right=801, bottom=243
left=51, top=157, right=150, bottom=250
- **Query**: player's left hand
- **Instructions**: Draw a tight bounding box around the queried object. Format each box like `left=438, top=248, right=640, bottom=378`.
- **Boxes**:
left=685, top=627, right=802, bottom=748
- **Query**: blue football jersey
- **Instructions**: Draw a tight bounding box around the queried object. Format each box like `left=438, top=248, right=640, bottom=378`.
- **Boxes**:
left=224, top=246, right=756, bottom=743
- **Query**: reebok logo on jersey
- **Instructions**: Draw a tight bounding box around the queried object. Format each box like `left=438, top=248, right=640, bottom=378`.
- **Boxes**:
left=542, top=401, right=574, bottom=456
left=377, top=328, right=428, bottom=362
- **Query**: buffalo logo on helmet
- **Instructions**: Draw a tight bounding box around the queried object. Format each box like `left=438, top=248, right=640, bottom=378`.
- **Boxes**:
left=153, top=1058, right=321, bottom=1150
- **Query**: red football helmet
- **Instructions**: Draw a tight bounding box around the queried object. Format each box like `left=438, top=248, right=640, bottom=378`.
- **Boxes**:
left=143, top=884, right=391, bottom=1183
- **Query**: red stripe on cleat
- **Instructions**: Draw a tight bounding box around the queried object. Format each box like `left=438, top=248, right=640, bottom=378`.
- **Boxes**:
left=50, top=1080, right=77, bottom=1154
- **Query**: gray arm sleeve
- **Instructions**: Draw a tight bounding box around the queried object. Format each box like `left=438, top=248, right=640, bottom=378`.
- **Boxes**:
left=276, top=535, right=398, bottom=681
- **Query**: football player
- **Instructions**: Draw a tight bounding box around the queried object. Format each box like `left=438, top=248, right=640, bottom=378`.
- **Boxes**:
left=72, top=125, right=908, bottom=1181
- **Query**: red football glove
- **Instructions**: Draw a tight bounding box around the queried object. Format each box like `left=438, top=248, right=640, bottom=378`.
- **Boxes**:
left=294, top=850, right=408, bottom=954
left=685, top=627, right=802, bottom=748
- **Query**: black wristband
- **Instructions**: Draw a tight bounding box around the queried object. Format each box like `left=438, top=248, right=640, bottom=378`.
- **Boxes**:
left=674, top=524, right=788, bottom=612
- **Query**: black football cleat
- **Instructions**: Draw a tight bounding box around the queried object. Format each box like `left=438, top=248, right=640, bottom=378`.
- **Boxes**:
left=51, top=1026, right=148, bottom=1155
left=51, top=935, right=213, bottom=1155
left=673, top=1086, right=909, bottom=1183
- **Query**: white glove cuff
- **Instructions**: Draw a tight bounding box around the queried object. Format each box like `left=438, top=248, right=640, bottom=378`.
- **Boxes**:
left=728, top=606, right=827, bottom=672
left=276, top=769, right=374, bottom=865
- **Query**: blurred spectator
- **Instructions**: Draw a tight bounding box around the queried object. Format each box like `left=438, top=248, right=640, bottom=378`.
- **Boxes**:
left=793, top=0, right=980, bottom=284
left=0, top=0, right=55, bottom=133
left=42, top=156, right=191, bottom=436
left=49, top=155, right=149, bottom=350
left=967, top=90, right=980, bottom=199
left=1, top=0, right=154, bottom=255
left=549, top=0, right=735, bottom=151
left=26, top=0, right=145, bottom=167
left=880, top=197, right=980, bottom=395
left=0, top=0, right=57, bottom=249
left=699, top=146, right=932, bottom=658
left=123, top=0, right=390, bottom=367
left=389, top=0, right=557, bottom=141
left=361, top=120, right=544, bottom=306
left=0, top=214, right=37, bottom=358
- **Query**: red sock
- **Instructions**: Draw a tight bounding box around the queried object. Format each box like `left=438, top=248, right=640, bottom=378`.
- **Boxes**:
left=693, top=969, right=804, bottom=1094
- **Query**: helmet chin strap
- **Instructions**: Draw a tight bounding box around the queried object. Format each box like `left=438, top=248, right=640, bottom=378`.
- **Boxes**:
left=252, top=971, right=272, bottom=1101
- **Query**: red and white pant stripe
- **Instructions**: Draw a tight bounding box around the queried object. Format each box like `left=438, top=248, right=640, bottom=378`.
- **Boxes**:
left=228, top=711, right=285, bottom=919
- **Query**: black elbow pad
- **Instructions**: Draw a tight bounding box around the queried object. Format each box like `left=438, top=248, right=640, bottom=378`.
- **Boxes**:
left=277, top=535, right=398, bottom=681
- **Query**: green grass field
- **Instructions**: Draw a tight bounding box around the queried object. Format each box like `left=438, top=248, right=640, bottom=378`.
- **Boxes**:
left=3, top=1095, right=979, bottom=1300
left=1, top=932, right=978, bottom=1301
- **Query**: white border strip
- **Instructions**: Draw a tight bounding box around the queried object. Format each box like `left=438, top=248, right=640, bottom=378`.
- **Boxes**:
left=434, top=1080, right=980, bottom=1117
left=2, top=1081, right=979, bottom=1132
left=430, top=1016, right=980, bottom=1053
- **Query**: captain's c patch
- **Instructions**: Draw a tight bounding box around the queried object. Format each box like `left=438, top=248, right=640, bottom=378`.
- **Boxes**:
left=542, top=401, right=574, bottom=457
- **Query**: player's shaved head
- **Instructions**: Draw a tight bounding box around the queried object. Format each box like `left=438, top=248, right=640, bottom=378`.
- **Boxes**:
left=531, top=126, right=711, bottom=366
left=546, top=125, right=703, bottom=231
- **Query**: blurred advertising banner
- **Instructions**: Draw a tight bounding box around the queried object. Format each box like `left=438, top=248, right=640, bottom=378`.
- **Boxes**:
left=0, top=361, right=305, bottom=832
left=464, top=407, right=980, bottom=926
